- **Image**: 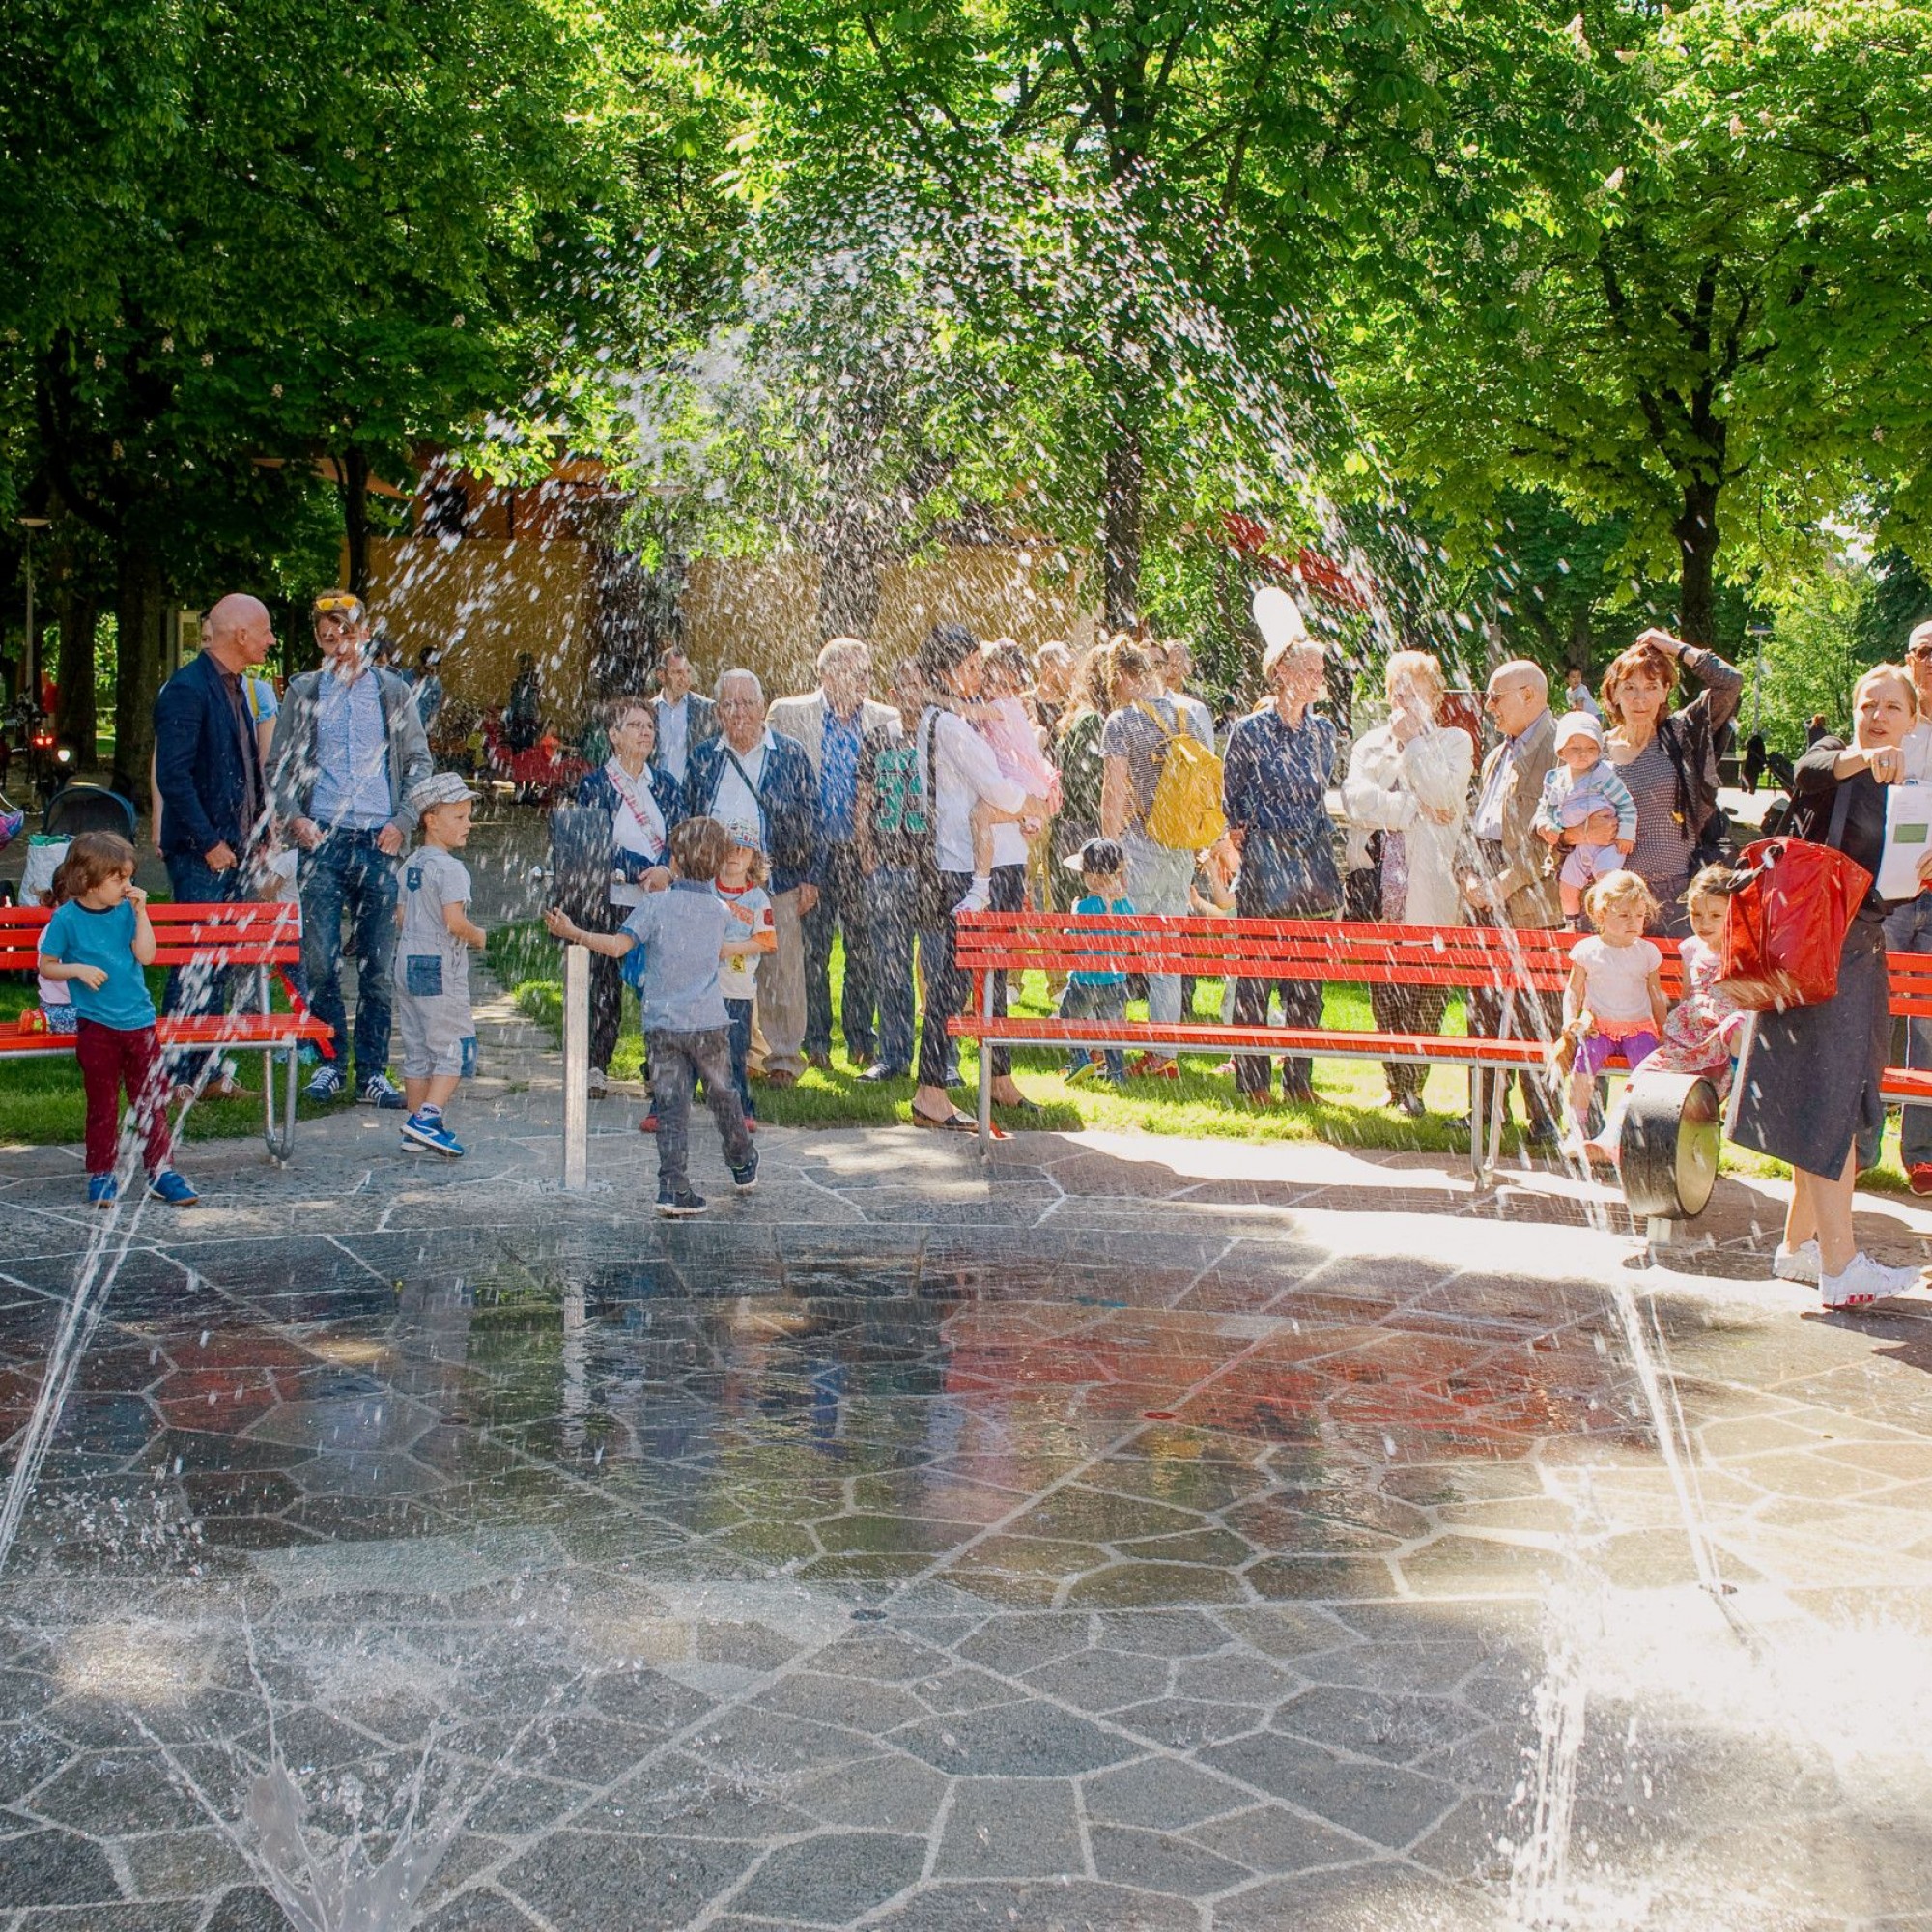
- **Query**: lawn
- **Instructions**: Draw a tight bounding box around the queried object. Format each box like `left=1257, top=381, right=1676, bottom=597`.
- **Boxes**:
left=488, top=918, right=1905, bottom=1179
left=0, top=971, right=327, bottom=1152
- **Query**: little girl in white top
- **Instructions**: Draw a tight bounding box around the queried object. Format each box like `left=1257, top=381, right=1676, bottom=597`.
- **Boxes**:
left=1561, top=869, right=1666, bottom=1138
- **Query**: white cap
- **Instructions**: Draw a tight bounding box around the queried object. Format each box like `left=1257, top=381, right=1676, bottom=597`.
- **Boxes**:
left=1553, top=711, right=1605, bottom=752
left=1251, top=584, right=1309, bottom=651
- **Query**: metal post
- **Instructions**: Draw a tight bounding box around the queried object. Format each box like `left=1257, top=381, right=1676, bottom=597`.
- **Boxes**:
left=562, top=943, right=589, bottom=1191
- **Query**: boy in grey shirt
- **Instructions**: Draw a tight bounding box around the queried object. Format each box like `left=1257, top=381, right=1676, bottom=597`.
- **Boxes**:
left=544, top=816, right=760, bottom=1216
left=395, top=774, right=488, bottom=1156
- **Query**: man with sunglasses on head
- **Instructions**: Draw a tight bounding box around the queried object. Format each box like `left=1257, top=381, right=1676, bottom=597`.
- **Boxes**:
left=266, top=592, right=433, bottom=1108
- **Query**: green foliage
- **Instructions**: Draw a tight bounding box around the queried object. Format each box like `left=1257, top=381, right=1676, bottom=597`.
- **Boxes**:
left=1348, top=0, right=1932, bottom=640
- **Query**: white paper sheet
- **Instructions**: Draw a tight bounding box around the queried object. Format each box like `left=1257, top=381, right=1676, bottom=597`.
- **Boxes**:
left=1879, top=782, right=1932, bottom=900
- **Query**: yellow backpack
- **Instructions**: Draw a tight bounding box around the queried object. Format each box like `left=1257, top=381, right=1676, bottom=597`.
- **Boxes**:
left=1138, top=702, right=1227, bottom=851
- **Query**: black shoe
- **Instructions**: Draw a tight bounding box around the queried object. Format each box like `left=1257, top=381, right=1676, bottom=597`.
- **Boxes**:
left=730, top=1147, right=759, bottom=1192
left=856, top=1063, right=908, bottom=1083
left=656, top=1183, right=708, bottom=1218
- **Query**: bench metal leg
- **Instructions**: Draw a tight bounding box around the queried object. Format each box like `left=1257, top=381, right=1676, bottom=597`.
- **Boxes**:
left=977, top=972, right=993, bottom=1154
left=263, top=1044, right=297, bottom=1164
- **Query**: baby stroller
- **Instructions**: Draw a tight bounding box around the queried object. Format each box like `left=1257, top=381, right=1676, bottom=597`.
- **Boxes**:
left=41, top=783, right=138, bottom=841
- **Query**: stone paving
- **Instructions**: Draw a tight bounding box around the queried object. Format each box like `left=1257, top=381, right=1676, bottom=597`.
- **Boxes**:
left=0, top=929, right=1930, bottom=1928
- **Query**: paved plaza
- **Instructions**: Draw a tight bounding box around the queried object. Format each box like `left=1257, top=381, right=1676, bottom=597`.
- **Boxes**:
left=1, top=963, right=1931, bottom=1930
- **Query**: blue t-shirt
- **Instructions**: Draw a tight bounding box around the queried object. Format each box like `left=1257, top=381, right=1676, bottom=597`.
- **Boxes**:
left=619, top=879, right=734, bottom=1033
left=40, top=899, right=156, bottom=1031
left=1069, top=894, right=1135, bottom=986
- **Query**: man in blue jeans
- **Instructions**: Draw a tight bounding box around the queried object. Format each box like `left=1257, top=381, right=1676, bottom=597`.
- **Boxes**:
left=152, top=593, right=276, bottom=1095
left=266, top=591, right=433, bottom=1107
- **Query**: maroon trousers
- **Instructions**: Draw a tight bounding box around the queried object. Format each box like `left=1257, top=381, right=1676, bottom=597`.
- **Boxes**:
left=74, top=1019, right=172, bottom=1178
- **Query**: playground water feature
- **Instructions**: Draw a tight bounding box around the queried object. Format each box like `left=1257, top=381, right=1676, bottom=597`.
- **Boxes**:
left=1, top=199, right=1920, bottom=1929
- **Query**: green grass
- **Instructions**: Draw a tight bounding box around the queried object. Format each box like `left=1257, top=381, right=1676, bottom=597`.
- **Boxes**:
left=0, top=969, right=329, bottom=1152
left=485, top=917, right=1922, bottom=1183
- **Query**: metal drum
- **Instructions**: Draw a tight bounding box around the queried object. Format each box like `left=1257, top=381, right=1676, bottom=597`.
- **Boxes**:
left=1619, top=1071, right=1722, bottom=1221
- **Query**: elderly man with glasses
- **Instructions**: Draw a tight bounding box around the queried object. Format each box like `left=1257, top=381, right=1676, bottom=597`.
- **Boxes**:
left=1460, top=658, right=1564, bottom=1151
left=685, top=670, right=820, bottom=1086
left=267, top=591, right=433, bottom=1108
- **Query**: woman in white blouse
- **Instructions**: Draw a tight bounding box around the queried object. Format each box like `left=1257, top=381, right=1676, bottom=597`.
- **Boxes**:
left=573, top=696, right=685, bottom=1095
left=1341, top=650, right=1475, bottom=1116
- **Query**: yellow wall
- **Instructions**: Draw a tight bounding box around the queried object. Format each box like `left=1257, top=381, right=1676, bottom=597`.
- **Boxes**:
left=365, top=537, right=597, bottom=726
left=367, top=535, right=1097, bottom=726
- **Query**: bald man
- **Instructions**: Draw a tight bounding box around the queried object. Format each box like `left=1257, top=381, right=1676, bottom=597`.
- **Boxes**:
left=1462, top=658, right=1564, bottom=1148
left=152, top=593, right=276, bottom=1091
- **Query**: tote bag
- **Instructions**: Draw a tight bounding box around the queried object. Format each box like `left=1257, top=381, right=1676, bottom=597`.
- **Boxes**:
left=1719, top=787, right=1870, bottom=1011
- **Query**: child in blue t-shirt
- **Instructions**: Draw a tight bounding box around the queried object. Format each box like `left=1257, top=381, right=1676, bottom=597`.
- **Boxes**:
left=36, top=833, right=197, bottom=1208
left=1058, top=837, right=1135, bottom=1086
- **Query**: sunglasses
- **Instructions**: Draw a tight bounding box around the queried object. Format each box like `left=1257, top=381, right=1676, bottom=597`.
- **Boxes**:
left=313, top=595, right=362, bottom=619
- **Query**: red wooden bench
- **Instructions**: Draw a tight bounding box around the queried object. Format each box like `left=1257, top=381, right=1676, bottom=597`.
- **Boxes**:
left=0, top=902, right=332, bottom=1163
left=950, top=912, right=1932, bottom=1178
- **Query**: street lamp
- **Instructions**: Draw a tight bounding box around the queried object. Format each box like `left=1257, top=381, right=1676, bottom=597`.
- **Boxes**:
left=1745, top=622, right=1774, bottom=738
left=17, top=516, right=50, bottom=716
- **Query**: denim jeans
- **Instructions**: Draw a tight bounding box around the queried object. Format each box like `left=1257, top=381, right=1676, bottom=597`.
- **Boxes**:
left=1880, top=892, right=1932, bottom=1170
left=865, top=863, right=918, bottom=1073
left=1122, top=832, right=1194, bottom=1028
left=647, top=1027, right=753, bottom=1188
left=724, top=998, right=756, bottom=1116
left=1059, top=980, right=1126, bottom=1079
left=804, top=840, right=874, bottom=1064
left=299, top=828, right=399, bottom=1086
left=161, top=850, right=245, bottom=1079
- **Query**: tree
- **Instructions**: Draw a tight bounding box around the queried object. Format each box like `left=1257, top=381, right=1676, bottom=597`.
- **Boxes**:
left=697, top=0, right=1577, bottom=632
left=1, top=0, right=713, bottom=783
left=1353, top=0, right=1932, bottom=643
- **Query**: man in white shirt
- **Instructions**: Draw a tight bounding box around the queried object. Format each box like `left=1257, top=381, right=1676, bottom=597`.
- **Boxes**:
left=653, top=647, right=717, bottom=788
left=912, top=624, right=1051, bottom=1129
left=1563, top=665, right=1602, bottom=721
left=685, top=670, right=820, bottom=1084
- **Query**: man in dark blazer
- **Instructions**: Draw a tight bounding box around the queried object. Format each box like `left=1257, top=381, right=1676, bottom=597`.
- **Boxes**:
left=652, top=647, right=718, bottom=789
left=685, top=669, right=819, bottom=1085
left=152, top=592, right=275, bottom=1091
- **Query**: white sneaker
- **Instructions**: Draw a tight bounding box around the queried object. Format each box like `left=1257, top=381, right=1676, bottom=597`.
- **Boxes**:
left=952, top=877, right=991, bottom=915
left=1820, top=1251, right=1918, bottom=1309
left=587, top=1065, right=608, bottom=1099
left=1772, top=1240, right=1821, bottom=1285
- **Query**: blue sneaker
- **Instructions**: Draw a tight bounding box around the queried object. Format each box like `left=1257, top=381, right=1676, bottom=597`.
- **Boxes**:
left=86, top=1174, right=117, bottom=1208
left=146, top=1170, right=199, bottom=1206
left=655, top=1183, right=708, bottom=1218
left=400, top=1110, right=465, bottom=1158
left=729, top=1146, right=759, bottom=1193
left=359, top=1073, right=408, bottom=1110
left=303, top=1065, right=345, bottom=1103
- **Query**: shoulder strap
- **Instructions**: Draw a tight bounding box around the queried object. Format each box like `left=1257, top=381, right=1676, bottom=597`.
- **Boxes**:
left=1135, top=699, right=1179, bottom=742
left=1826, top=775, right=1856, bottom=853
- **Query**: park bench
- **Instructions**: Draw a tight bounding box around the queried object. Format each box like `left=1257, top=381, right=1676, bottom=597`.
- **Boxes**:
left=951, top=911, right=1932, bottom=1190
left=0, top=902, right=332, bottom=1163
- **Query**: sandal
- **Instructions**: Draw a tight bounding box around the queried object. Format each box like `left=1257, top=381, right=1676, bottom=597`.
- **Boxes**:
left=912, top=1107, right=1007, bottom=1139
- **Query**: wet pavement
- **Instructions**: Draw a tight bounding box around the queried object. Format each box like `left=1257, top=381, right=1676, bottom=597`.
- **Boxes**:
left=1, top=963, right=1931, bottom=1929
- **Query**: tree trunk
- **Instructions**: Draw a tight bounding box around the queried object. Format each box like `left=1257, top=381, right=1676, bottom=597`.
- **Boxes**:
left=1673, top=478, right=1720, bottom=646
left=1102, top=427, right=1143, bottom=631
left=816, top=514, right=886, bottom=644
left=55, top=587, right=98, bottom=764
left=111, top=541, right=164, bottom=801
left=342, top=448, right=372, bottom=597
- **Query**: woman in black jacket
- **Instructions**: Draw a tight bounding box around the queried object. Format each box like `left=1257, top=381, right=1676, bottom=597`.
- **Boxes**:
left=1731, top=664, right=1932, bottom=1308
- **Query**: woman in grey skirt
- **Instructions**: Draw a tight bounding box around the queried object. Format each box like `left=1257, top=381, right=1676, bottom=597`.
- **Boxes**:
left=1731, top=665, right=1932, bottom=1308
